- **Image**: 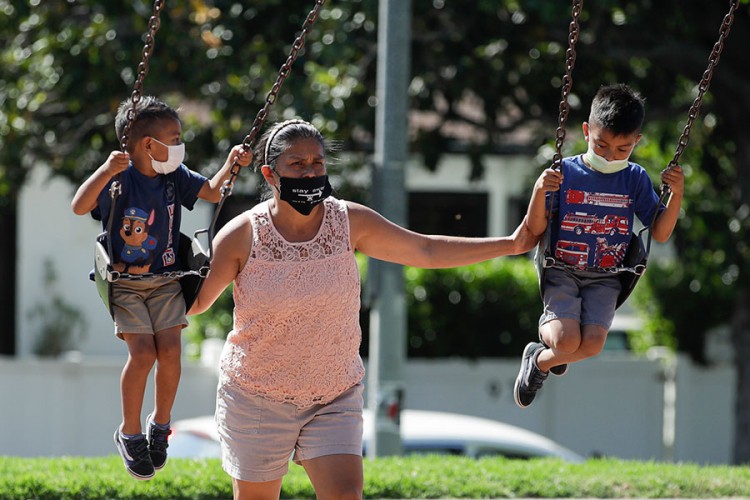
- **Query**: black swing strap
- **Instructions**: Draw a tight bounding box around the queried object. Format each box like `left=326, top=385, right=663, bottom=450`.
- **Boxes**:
left=201, top=0, right=327, bottom=260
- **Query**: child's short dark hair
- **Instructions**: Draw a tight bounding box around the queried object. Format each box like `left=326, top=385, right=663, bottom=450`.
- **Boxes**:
left=588, top=84, right=645, bottom=136
left=115, top=96, right=180, bottom=152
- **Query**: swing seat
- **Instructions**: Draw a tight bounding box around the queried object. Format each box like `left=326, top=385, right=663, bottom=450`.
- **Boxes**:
left=535, top=225, right=649, bottom=311
left=616, top=227, right=648, bottom=309
left=94, top=232, right=115, bottom=318
left=92, top=231, right=210, bottom=318
left=178, top=230, right=210, bottom=312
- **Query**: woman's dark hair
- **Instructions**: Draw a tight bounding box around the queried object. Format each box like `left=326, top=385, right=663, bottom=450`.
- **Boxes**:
left=254, top=119, right=328, bottom=170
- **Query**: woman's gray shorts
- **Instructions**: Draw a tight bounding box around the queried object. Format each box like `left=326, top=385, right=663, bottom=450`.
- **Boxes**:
left=539, top=267, right=621, bottom=330
left=215, top=382, right=364, bottom=482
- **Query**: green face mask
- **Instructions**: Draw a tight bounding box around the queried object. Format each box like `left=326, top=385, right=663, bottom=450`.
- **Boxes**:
left=583, top=145, right=630, bottom=174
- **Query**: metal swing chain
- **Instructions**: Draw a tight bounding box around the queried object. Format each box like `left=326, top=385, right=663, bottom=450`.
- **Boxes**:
left=662, top=0, right=738, bottom=195
left=221, top=0, right=326, bottom=196
left=551, top=0, right=583, bottom=172
left=104, top=0, right=165, bottom=271
left=119, top=0, right=165, bottom=154
left=205, top=0, right=326, bottom=255
left=541, top=0, right=583, bottom=267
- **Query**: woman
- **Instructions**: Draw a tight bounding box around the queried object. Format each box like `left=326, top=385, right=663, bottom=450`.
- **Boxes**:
left=189, top=119, right=538, bottom=500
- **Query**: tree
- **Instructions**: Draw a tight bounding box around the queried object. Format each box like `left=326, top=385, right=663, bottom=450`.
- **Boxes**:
left=3, top=0, right=750, bottom=462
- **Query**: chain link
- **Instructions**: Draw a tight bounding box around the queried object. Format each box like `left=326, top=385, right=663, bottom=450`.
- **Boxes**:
left=107, top=266, right=210, bottom=283
left=221, top=0, right=326, bottom=198
left=551, top=0, right=582, bottom=172
left=667, top=0, right=737, bottom=172
left=542, top=256, right=647, bottom=276
left=207, top=0, right=326, bottom=259
left=119, top=0, right=165, bottom=153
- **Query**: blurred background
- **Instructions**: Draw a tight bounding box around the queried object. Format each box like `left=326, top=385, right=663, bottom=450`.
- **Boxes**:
left=1, top=0, right=749, bottom=464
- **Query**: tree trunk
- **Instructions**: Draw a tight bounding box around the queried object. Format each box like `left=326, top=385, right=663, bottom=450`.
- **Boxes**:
left=0, top=201, right=16, bottom=355
left=732, top=288, right=750, bottom=463
left=727, top=81, right=750, bottom=464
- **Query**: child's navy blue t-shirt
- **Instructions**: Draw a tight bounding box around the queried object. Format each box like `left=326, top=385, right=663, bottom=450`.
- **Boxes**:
left=92, top=164, right=207, bottom=274
left=548, top=155, right=663, bottom=269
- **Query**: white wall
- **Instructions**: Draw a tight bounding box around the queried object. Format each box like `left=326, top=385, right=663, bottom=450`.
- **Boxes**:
left=0, top=357, right=218, bottom=457
left=0, top=354, right=735, bottom=464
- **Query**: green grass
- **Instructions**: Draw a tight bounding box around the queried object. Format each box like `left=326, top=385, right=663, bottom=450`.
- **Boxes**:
left=1, top=455, right=749, bottom=499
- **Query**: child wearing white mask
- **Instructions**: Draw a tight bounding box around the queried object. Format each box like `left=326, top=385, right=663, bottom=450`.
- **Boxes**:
left=71, top=96, right=252, bottom=479
left=514, top=83, right=684, bottom=409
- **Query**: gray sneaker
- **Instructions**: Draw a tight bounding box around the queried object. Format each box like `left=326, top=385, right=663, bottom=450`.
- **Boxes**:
left=513, top=342, right=549, bottom=408
left=146, top=413, right=171, bottom=470
left=114, top=428, right=155, bottom=480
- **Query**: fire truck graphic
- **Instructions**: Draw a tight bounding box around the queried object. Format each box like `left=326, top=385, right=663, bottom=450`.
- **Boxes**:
left=566, top=189, right=630, bottom=209
left=560, top=212, right=630, bottom=236
left=594, top=237, right=628, bottom=268
left=555, top=240, right=590, bottom=267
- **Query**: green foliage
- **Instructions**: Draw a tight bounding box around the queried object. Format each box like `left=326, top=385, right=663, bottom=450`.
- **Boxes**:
left=2, top=455, right=750, bottom=499
left=404, top=258, right=539, bottom=358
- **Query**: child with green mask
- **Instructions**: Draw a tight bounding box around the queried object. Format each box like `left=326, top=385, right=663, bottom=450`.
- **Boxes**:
left=514, top=83, right=684, bottom=409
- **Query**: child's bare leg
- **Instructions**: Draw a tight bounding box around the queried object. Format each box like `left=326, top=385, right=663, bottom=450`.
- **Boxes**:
left=120, top=334, right=157, bottom=434
left=537, top=320, right=607, bottom=371
left=576, top=324, right=608, bottom=358
left=152, top=326, right=182, bottom=425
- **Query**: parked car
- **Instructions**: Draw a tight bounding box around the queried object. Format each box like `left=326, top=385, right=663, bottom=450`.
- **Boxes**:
left=168, top=409, right=585, bottom=462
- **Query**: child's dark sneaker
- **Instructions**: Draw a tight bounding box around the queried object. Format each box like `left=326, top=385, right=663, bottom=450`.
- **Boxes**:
left=550, top=363, right=569, bottom=376
left=146, top=413, right=171, bottom=470
left=114, top=428, right=155, bottom=480
left=513, top=342, right=549, bottom=408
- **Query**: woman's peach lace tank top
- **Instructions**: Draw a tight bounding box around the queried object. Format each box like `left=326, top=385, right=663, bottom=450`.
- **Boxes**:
left=219, top=197, right=365, bottom=408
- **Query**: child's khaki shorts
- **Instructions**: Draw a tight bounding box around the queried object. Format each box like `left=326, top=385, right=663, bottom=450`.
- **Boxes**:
left=112, top=276, right=187, bottom=338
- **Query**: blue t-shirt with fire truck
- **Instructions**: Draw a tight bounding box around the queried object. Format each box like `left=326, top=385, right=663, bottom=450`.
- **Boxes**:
left=548, top=155, right=663, bottom=270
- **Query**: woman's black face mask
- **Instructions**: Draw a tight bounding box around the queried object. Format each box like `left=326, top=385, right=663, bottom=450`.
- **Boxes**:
left=276, top=174, right=333, bottom=216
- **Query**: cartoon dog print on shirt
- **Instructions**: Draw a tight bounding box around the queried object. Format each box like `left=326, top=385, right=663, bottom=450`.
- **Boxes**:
left=115, top=207, right=158, bottom=274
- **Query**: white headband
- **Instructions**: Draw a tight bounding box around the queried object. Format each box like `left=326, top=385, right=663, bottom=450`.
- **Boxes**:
left=263, top=119, right=308, bottom=166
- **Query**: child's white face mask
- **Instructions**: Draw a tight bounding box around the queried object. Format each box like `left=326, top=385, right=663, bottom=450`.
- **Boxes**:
left=583, top=144, right=630, bottom=174
left=149, top=137, right=185, bottom=174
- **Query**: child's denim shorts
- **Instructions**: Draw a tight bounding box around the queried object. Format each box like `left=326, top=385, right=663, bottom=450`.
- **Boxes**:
left=539, top=267, right=621, bottom=330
